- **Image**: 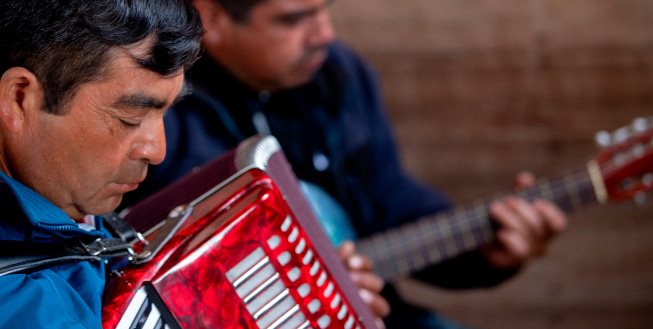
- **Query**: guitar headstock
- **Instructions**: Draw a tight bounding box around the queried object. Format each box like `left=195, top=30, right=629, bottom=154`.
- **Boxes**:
left=592, top=117, right=653, bottom=203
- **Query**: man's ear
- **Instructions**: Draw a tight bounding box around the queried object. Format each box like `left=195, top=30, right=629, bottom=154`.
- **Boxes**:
left=0, top=67, right=43, bottom=133
left=193, top=0, right=232, bottom=46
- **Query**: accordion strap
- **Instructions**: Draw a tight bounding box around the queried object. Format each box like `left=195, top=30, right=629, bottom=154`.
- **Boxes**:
left=0, top=214, right=136, bottom=277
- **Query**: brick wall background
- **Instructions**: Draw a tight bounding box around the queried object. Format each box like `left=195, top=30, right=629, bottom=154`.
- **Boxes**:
left=330, top=1, right=653, bottom=328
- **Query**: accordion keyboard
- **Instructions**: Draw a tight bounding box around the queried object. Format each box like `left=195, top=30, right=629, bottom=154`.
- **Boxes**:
left=116, top=287, right=169, bottom=329
left=225, top=215, right=361, bottom=329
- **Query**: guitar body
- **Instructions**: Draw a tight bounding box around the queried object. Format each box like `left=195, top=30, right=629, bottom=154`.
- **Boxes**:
left=102, top=136, right=379, bottom=329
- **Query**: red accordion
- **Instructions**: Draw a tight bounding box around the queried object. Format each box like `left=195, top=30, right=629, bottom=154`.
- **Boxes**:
left=101, top=136, right=379, bottom=329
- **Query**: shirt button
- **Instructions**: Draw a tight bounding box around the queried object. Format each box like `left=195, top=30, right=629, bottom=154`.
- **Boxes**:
left=313, top=152, right=330, bottom=172
left=258, top=90, right=271, bottom=103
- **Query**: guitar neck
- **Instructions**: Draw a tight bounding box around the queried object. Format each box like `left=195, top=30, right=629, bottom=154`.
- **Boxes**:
left=355, top=168, right=598, bottom=282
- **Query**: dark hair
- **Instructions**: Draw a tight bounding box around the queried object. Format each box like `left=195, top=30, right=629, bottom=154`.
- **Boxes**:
left=0, top=0, right=203, bottom=114
left=214, top=0, right=265, bottom=22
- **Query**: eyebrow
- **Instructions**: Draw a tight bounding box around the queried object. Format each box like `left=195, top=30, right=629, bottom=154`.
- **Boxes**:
left=273, top=0, right=335, bottom=22
left=112, top=81, right=188, bottom=110
left=112, top=93, right=168, bottom=110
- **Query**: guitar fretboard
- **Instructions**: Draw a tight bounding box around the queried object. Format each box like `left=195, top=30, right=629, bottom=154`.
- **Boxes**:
left=355, top=168, right=597, bottom=281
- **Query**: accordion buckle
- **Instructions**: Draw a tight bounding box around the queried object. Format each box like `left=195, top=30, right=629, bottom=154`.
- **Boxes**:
left=81, top=238, right=136, bottom=258
left=133, top=204, right=192, bottom=264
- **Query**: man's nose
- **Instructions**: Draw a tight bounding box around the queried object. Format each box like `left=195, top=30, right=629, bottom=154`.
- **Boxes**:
left=129, top=117, right=167, bottom=165
left=307, top=9, right=336, bottom=48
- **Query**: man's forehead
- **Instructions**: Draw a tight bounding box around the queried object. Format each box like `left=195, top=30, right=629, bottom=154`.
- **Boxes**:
left=97, top=48, right=185, bottom=106
left=111, top=76, right=186, bottom=110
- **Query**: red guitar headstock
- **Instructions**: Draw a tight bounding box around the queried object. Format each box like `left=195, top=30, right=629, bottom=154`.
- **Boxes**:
left=592, top=117, right=653, bottom=203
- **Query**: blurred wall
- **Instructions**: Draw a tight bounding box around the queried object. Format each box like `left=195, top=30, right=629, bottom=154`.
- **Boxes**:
left=330, top=1, right=653, bottom=328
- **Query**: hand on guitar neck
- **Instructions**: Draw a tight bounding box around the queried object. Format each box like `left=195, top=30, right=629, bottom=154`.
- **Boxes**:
left=482, top=171, right=568, bottom=269
left=354, top=117, right=653, bottom=282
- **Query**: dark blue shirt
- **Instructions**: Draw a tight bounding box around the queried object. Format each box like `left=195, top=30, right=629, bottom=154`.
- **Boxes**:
left=126, top=42, right=452, bottom=238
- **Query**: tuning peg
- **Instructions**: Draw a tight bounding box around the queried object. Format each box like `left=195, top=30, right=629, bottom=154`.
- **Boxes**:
left=595, top=130, right=612, bottom=148
left=632, top=117, right=649, bottom=133
left=634, top=192, right=647, bottom=205
left=621, top=177, right=638, bottom=191
left=612, top=126, right=631, bottom=143
left=644, top=173, right=653, bottom=187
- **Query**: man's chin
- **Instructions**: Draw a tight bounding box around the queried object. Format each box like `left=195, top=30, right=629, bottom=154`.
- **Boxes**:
left=279, top=71, right=319, bottom=90
left=73, top=195, right=123, bottom=218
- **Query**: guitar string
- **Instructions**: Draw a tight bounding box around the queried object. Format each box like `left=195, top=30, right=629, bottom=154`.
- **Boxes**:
left=358, top=170, right=596, bottom=278
left=365, top=143, right=652, bottom=278
left=361, top=169, right=594, bottom=257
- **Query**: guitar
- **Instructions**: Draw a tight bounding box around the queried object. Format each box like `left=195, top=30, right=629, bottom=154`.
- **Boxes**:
left=305, top=117, right=653, bottom=282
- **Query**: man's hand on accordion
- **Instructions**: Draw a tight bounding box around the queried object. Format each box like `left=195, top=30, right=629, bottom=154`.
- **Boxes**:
left=339, top=240, right=390, bottom=329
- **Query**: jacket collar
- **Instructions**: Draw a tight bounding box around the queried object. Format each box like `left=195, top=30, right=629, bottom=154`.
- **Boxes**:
left=0, top=171, right=100, bottom=240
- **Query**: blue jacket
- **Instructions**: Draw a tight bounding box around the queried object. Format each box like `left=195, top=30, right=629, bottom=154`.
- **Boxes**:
left=0, top=172, right=105, bottom=329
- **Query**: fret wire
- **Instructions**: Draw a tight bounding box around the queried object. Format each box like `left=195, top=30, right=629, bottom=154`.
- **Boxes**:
left=379, top=230, right=403, bottom=263
left=377, top=235, right=401, bottom=277
left=443, top=210, right=460, bottom=258
left=447, top=209, right=464, bottom=253
left=434, top=213, right=452, bottom=238
left=418, top=218, right=442, bottom=266
left=524, top=185, right=544, bottom=201
left=531, top=183, right=544, bottom=200
left=562, top=176, right=583, bottom=210
left=582, top=172, right=597, bottom=204
left=389, top=213, right=464, bottom=272
left=540, top=176, right=563, bottom=205
left=387, top=227, right=412, bottom=277
left=467, top=206, right=485, bottom=245
left=410, top=219, right=432, bottom=269
left=474, top=205, right=491, bottom=245
left=472, top=201, right=495, bottom=244
left=513, top=189, right=526, bottom=200
left=426, top=214, right=450, bottom=263
left=435, top=213, right=457, bottom=259
left=466, top=201, right=490, bottom=246
left=549, top=178, right=573, bottom=211
left=356, top=239, right=377, bottom=268
left=370, top=233, right=398, bottom=280
left=541, top=178, right=555, bottom=203
left=469, top=201, right=484, bottom=246
left=570, top=170, right=595, bottom=204
left=574, top=171, right=597, bottom=202
left=402, top=222, right=426, bottom=272
left=439, top=214, right=473, bottom=249
left=454, top=207, right=474, bottom=251
left=378, top=231, right=398, bottom=266
left=510, top=169, right=595, bottom=208
left=357, top=166, right=605, bottom=282
left=430, top=209, right=486, bottom=257
left=461, top=208, right=476, bottom=250
left=567, top=170, right=594, bottom=205
left=562, top=174, right=584, bottom=203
